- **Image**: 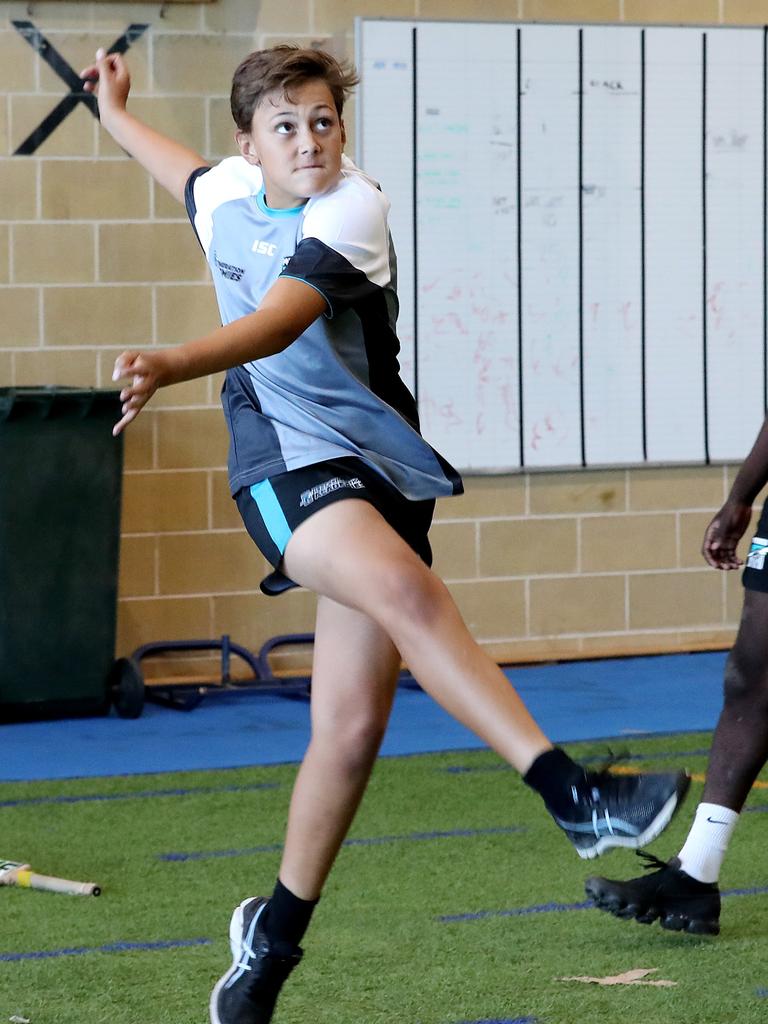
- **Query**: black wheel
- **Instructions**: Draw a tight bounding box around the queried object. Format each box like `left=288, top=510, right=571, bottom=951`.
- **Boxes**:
left=110, top=657, right=145, bottom=719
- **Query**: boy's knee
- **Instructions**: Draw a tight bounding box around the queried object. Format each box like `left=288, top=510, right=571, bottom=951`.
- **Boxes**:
left=316, top=714, right=387, bottom=775
left=374, top=558, right=446, bottom=631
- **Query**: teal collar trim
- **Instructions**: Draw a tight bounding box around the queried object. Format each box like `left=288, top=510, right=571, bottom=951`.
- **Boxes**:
left=256, top=189, right=306, bottom=217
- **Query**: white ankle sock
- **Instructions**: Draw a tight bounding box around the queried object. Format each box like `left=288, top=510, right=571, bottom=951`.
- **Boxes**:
left=677, top=802, right=739, bottom=883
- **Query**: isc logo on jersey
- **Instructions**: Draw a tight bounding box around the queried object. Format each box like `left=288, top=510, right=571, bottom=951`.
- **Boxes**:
left=252, top=239, right=277, bottom=256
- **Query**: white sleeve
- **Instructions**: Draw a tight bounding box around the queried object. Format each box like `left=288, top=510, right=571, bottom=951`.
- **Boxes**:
left=300, top=175, right=392, bottom=288
left=185, top=157, right=263, bottom=257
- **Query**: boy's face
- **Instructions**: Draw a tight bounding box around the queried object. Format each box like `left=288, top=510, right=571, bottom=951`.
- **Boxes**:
left=237, top=78, right=346, bottom=209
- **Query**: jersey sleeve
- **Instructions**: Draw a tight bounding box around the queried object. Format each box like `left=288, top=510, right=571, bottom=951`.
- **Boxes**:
left=281, top=176, right=392, bottom=318
left=185, top=157, right=264, bottom=258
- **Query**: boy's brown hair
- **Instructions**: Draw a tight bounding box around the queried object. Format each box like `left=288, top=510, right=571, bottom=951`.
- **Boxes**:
left=231, top=45, right=359, bottom=132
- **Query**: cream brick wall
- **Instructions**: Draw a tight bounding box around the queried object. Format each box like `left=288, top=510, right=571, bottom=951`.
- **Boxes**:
left=1, top=0, right=760, bottom=682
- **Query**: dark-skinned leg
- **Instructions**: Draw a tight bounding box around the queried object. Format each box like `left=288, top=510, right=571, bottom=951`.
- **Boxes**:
left=671, top=587, right=768, bottom=886
left=585, top=587, right=768, bottom=933
left=701, top=588, right=768, bottom=810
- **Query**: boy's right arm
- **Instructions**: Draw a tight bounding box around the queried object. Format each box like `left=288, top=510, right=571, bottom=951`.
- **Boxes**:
left=702, top=416, right=768, bottom=569
left=81, top=48, right=208, bottom=203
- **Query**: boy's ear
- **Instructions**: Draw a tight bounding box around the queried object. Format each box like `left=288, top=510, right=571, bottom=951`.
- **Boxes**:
left=236, top=131, right=260, bottom=166
left=340, top=119, right=347, bottom=148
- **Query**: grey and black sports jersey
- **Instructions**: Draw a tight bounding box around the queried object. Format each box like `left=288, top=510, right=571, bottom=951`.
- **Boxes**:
left=185, top=155, right=462, bottom=500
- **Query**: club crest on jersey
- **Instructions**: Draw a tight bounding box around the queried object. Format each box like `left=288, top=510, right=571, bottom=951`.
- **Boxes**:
left=252, top=239, right=277, bottom=256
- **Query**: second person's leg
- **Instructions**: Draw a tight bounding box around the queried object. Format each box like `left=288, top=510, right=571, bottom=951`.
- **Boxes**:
left=585, top=588, right=768, bottom=934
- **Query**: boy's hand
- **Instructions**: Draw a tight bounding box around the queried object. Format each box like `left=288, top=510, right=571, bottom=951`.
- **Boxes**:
left=80, top=48, right=131, bottom=122
left=701, top=501, right=752, bottom=570
left=112, top=350, right=171, bottom=436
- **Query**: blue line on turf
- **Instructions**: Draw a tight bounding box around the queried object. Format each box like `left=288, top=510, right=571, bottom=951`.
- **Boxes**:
left=722, top=885, right=768, bottom=897
left=159, top=825, right=527, bottom=862
left=162, top=843, right=283, bottom=861
left=0, top=938, right=211, bottom=962
left=439, top=885, right=768, bottom=923
left=0, top=782, right=279, bottom=810
left=455, top=1018, right=537, bottom=1023
left=440, top=900, right=593, bottom=922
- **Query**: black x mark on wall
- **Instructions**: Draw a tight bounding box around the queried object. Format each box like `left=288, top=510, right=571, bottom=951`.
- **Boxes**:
left=12, top=21, right=149, bottom=156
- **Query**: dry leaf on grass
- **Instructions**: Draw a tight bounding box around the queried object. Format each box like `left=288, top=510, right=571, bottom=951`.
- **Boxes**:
left=557, top=968, right=676, bottom=988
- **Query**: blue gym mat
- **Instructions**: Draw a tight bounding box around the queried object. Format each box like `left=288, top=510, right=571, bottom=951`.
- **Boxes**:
left=0, top=652, right=726, bottom=781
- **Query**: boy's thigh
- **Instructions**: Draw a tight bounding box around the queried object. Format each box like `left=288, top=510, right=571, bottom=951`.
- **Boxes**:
left=235, top=457, right=435, bottom=596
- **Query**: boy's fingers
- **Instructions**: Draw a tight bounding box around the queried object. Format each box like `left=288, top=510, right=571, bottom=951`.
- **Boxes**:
left=113, top=351, right=139, bottom=380
left=98, top=51, right=125, bottom=76
left=79, top=63, right=100, bottom=92
left=121, top=387, right=147, bottom=408
left=112, top=409, right=136, bottom=437
left=114, top=390, right=152, bottom=436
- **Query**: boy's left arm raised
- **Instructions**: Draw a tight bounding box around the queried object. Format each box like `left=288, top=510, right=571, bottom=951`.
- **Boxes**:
left=81, top=48, right=208, bottom=202
left=82, top=49, right=329, bottom=435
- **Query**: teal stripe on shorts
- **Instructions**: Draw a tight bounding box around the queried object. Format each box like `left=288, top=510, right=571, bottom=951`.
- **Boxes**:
left=249, top=480, right=293, bottom=554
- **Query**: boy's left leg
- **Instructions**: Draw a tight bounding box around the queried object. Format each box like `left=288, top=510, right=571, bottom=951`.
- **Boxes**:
left=277, top=594, right=402, bottom=902
left=210, top=596, right=401, bottom=1024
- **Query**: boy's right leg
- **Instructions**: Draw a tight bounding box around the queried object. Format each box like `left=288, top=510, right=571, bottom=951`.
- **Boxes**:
left=586, top=588, right=768, bottom=934
left=281, top=499, right=689, bottom=858
left=210, top=596, right=401, bottom=1024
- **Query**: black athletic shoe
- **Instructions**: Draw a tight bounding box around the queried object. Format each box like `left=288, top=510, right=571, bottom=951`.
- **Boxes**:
left=585, top=851, right=721, bottom=935
left=550, top=767, right=690, bottom=859
left=210, top=896, right=302, bottom=1024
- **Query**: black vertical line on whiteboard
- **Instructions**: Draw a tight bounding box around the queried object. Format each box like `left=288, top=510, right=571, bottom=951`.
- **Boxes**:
left=702, top=32, right=710, bottom=463
left=517, top=27, right=525, bottom=468
left=763, top=26, right=767, bottom=414
left=578, top=29, right=586, bottom=467
left=412, top=26, right=419, bottom=407
left=640, top=29, right=648, bottom=461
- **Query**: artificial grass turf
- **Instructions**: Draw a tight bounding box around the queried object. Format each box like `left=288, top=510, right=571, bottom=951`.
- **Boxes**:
left=1, top=733, right=767, bottom=1024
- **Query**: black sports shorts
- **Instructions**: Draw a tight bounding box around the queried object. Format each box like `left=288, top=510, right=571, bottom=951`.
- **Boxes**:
left=235, top=457, right=435, bottom=596
left=742, top=499, right=768, bottom=593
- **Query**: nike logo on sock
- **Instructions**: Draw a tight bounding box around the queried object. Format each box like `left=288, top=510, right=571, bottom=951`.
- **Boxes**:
left=706, top=816, right=729, bottom=825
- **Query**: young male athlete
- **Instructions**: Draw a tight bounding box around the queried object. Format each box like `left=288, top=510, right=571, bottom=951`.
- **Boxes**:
left=82, top=44, right=689, bottom=1024
left=586, top=417, right=768, bottom=937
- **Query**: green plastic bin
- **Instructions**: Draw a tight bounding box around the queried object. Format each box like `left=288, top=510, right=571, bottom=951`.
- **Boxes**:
left=0, top=387, right=124, bottom=722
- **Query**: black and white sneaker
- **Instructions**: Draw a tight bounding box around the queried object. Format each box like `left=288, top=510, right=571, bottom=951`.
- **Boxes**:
left=585, top=852, right=721, bottom=935
left=549, top=768, right=690, bottom=859
left=210, top=897, right=302, bottom=1024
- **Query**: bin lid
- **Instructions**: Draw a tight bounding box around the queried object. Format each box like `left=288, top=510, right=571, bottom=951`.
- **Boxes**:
left=0, top=387, right=121, bottom=422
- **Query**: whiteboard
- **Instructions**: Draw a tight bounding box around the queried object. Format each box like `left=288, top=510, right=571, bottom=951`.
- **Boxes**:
left=356, top=19, right=768, bottom=471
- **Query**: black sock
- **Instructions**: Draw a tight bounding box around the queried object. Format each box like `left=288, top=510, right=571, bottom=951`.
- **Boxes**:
left=261, top=878, right=318, bottom=952
left=523, top=746, right=585, bottom=814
